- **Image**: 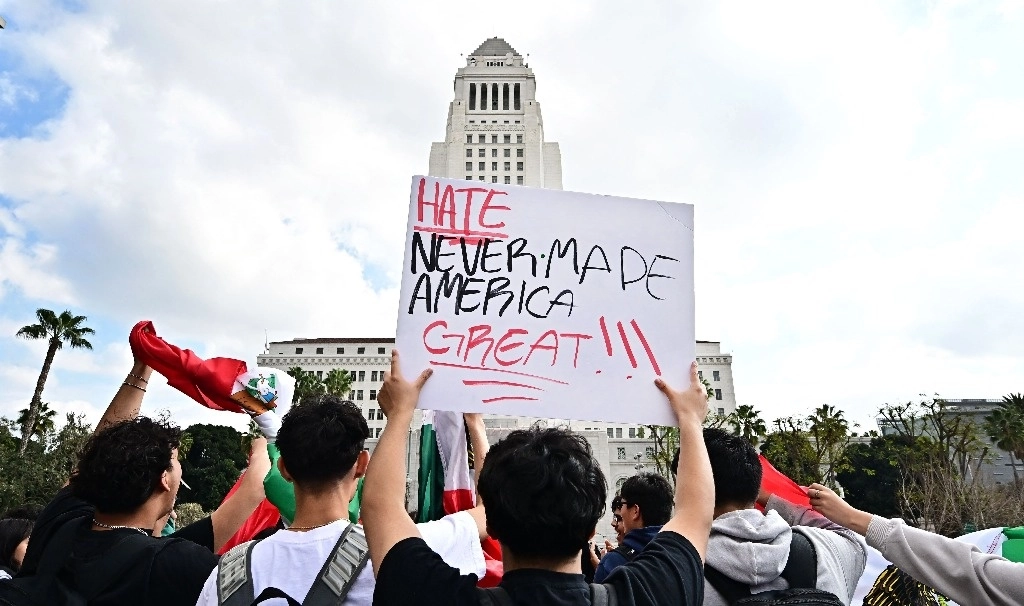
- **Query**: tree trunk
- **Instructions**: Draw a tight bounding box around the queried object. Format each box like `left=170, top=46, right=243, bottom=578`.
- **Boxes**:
left=18, top=337, right=59, bottom=456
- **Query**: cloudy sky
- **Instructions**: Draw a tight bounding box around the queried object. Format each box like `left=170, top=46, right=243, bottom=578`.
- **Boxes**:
left=0, top=0, right=1021, bottom=435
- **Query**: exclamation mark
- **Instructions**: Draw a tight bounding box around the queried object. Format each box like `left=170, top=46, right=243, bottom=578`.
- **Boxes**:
left=616, top=321, right=638, bottom=369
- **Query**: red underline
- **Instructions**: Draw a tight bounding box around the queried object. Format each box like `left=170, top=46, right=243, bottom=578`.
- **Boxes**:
left=430, top=361, right=569, bottom=385
left=482, top=396, right=540, bottom=404
left=463, top=380, right=544, bottom=391
left=412, top=226, right=509, bottom=239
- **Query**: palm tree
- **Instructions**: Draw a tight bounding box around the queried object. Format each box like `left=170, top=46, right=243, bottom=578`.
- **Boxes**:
left=727, top=404, right=768, bottom=447
left=984, top=393, right=1024, bottom=484
left=16, top=402, right=58, bottom=443
left=807, top=404, right=850, bottom=487
left=16, top=309, right=94, bottom=455
left=323, top=368, right=353, bottom=398
left=286, top=366, right=326, bottom=404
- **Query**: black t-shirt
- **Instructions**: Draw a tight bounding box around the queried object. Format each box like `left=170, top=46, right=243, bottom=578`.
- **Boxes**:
left=373, top=530, right=704, bottom=606
left=19, top=487, right=219, bottom=606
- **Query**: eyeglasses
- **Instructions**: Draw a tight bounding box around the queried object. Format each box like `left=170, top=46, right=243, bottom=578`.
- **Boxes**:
left=611, top=514, right=622, bottom=524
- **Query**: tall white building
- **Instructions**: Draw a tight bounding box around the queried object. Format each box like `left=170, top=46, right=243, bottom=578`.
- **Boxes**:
left=428, top=38, right=562, bottom=189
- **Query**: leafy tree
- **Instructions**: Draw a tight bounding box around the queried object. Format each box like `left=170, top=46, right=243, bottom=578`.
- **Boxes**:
left=16, top=402, right=57, bottom=443
left=0, top=413, right=92, bottom=512
left=179, top=424, right=246, bottom=511
left=323, top=368, right=353, bottom=398
left=984, top=394, right=1024, bottom=484
left=644, top=425, right=679, bottom=480
left=880, top=397, right=988, bottom=478
left=807, top=404, right=852, bottom=487
left=287, top=366, right=326, bottom=404
left=837, top=434, right=932, bottom=518
left=727, top=404, right=768, bottom=447
left=761, top=417, right=819, bottom=486
left=15, top=309, right=95, bottom=455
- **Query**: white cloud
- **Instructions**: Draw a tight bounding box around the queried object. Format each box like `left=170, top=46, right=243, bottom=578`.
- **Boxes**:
left=0, top=0, right=1021, bottom=431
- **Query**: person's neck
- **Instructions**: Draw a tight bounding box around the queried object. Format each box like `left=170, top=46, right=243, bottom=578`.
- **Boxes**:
left=713, top=501, right=757, bottom=519
left=290, top=482, right=353, bottom=530
left=501, top=546, right=581, bottom=574
left=93, top=503, right=164, bottom=532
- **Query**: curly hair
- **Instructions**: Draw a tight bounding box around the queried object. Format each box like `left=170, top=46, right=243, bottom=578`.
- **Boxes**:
left=70, top=417, right=181, bottom=514
left=478, top=426, right=606, bottom=560
left=276, top=394, right=369, bottom=492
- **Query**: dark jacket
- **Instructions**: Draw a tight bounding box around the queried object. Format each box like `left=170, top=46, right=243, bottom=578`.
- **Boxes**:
left=594, top=525, right=663, bottom=582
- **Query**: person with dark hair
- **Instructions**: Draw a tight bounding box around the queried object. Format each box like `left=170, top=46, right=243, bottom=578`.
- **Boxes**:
left=593, top=472, right=674, bottom=582
left=195, top=394, right=488, bottom=605
left=692, top=428, right=866, bottom=605
left=0, top=518, right=33, bottom=578
left=364, top=351, right=714, bottom=606
left=15, top=354, right=272, bottom=605
left=1, top=505, right=42, bottom=521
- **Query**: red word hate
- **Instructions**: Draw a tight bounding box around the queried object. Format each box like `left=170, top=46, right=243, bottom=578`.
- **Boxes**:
left=415, top=178, right=510, bottom=242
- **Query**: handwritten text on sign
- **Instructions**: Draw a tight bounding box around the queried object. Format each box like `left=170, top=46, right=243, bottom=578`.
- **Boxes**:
left=396, top=176, right=694, bottom=425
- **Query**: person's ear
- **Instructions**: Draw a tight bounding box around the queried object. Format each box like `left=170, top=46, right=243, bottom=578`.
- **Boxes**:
left=278, top=457, right=294, bottom=483
left=353, top=450, right=370, bottom=479
left=159, top=470, right=172, bottom=493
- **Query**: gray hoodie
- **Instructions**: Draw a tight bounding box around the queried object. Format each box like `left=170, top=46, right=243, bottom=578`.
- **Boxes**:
left=703, top=495, right=867, bottom=605
left=866, top=516, right=1024, bottom=606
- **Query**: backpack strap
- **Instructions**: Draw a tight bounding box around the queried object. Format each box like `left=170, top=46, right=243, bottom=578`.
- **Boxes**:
left=590, top=583, right=619, bottom=606
left=297, top=523, right=370, bottom=605
left=704, top=528, right=821, bottom=600
left=703, top=564, right=751, bottom=603
left=476, top=586, right=515, bottom=606
left=218, top=540, right=258, bottom=606
left=611, top=545, right=636, bottom=562
left=780, top=529, right=818, bottom=590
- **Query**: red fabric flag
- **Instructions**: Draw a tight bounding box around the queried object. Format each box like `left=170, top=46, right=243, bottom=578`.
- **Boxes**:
left=129, top=320, right=247, bottom=413
left=214, top=471, right=281, bottom=555
left=759, top=454, right=811, bottom=508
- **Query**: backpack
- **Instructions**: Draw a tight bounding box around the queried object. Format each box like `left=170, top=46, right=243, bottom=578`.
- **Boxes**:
left=478, top=583, right=618, bottom=606
left=0, top=516, right=171, bottom=606
left=217, top=523, right=370, bottom=606
left=703, top=530, right=844, bottom=605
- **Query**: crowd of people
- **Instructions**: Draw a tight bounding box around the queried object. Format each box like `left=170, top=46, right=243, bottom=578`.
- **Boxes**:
left=1, top=349, right=1021, bottom=605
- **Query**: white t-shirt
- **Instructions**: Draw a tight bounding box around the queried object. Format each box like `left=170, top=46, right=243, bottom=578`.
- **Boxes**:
left=195, top=511, right=485, bottom=605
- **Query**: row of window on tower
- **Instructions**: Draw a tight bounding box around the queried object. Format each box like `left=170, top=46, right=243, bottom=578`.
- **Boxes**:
left=469, top=134, right=524, bottom=145
left=468, top=82, right=521, bottom=111
left=468, top=176, right=525, bottom=185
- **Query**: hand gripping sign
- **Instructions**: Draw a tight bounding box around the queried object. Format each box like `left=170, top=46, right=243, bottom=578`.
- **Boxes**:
left=396, top=176, right=695, bottom=426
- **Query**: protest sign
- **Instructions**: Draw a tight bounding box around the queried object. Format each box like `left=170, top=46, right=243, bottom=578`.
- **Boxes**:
left=395, top=176, right=694, bottom=425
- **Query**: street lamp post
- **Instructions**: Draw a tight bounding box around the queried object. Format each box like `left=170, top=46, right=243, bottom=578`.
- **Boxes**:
left=633, top=452, right=644, bottom=472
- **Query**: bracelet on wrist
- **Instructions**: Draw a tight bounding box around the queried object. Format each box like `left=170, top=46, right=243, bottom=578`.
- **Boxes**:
left=122, top=381, right=146, bottom=392
left=127, top=372, right=149, bottom=384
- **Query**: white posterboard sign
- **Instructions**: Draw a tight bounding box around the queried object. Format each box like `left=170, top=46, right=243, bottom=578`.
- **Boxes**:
left=395, top=176, right=694, bottom=426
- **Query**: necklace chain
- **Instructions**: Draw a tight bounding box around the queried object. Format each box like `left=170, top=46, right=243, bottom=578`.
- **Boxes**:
left=287, top=518, right=347, bottom=531
left=92, top=519, right=148, bottom=535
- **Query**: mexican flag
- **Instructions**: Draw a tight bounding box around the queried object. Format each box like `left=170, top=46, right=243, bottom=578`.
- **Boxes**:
left=417, top=410, right=503, bottom=586
left=417, top=410, right=475, bottom=521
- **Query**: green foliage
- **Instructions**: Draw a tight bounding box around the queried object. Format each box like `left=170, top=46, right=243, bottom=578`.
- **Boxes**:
left=837, top=434, right=938, bottom=519
left=761, top=428, right=819, bottom=487
left=16, top=402, right=57, bottom=442
left=984, top=394, right=1024, bottom=484
left=727, top=404, right=768, bottom=447
left=807, top=404, right=853, bottom=487
left=174, top=502, right=209, bottom=527
left=0, top=413, right=92, bottom=512
left=287, top=366, right=327, bottom=404
left=179, top=424, right=247, bottom=511
left=323, top=368, right=353, bottom=398
left=644, top=425, right=679, bottom=480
